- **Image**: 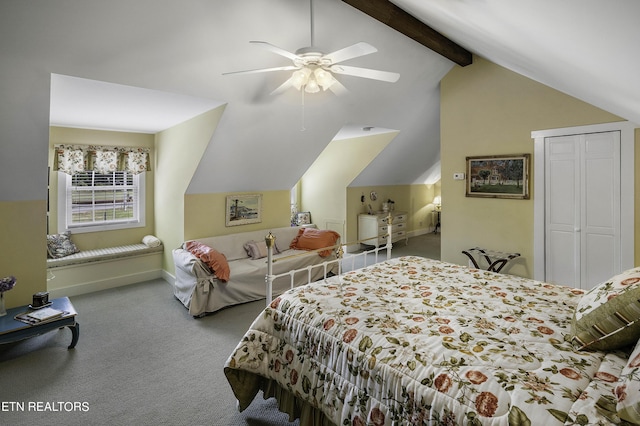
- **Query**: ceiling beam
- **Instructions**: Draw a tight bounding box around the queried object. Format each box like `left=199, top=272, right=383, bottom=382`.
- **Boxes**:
left=342, top=0, right=472, bottom=67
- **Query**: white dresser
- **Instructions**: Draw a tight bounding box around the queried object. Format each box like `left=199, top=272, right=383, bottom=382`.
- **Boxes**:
left=358, top=211, right=408, bottom=247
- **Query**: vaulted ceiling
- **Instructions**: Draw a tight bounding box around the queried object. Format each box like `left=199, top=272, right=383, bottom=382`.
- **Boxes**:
left=41, top=0, right=640, bottom=197
left=395, top=0, right=640, bottom=125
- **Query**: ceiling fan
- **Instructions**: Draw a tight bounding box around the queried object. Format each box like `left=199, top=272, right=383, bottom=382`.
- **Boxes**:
left=223, top=0, right=400, bottom=95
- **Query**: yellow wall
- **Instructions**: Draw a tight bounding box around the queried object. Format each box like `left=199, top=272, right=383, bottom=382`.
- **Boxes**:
left=155, top=107, right=224, bottom=274
left=48, top=127, right=156, bottom=250
left=0, top=201, right=48, bottom=308
left=300, top=132, right=395, bottom=238
left=346, top=183, right=439, bottom=247
left=636, top=128, right=640, bottom=264
left=184, top=190, right=292, bottom=240
left=440, top=56, right=631, bottom=277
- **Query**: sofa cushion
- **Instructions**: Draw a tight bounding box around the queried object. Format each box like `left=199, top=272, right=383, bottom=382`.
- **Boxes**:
left=47, top=231, right=80, bottom=258
left=290, top=228, right=340, bottom=257
left=244, top=240, right=280, bottom=260
left=194, top=226, right=310, bottom=262
left=185, top=241, right=230, bottom=282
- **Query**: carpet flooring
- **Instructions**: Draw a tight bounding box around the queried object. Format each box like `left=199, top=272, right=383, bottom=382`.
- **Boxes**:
left=0, top=233, right=439, bottom=426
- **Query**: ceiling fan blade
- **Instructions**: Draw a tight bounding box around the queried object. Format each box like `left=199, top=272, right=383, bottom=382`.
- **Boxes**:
left=223, top=65, right=298, bottom=76
left=328, top=80, right=348, bottom=96
left=270, top=78, right=294, bottom=96
left=330, top=65, right=400, bottom=83
left=323, top=42, right=377, bottom=65
left=249, top=41, right=300, bottom=61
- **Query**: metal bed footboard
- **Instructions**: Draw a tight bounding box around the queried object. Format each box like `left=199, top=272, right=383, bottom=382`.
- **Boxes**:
left=264, top=217, right=393, bottom=305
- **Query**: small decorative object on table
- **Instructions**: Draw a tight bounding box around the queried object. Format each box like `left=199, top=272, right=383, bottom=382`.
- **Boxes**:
left=30, top=292, right=50, bottom=309
left=0, top=275, right=17, bottom=317
left=296, top=212, right=311, bottom=225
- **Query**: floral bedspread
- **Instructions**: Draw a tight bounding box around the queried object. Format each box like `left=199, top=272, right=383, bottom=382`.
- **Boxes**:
left=224, top=256, right=631, bottom=425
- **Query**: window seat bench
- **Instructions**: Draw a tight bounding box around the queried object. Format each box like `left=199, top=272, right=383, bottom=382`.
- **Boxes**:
left=46, top=244, right=164, bottom=298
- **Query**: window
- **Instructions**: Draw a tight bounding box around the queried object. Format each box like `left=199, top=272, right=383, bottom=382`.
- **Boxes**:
left=58, top=170, right=145, bottom=233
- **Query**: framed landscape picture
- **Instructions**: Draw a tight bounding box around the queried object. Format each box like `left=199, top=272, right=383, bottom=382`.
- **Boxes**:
left=466, top=154, right=530, bottom=199
left=226, top=194, right=262, bottom=226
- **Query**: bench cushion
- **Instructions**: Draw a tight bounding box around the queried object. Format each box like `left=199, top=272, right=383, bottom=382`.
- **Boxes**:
left=46, top=243, right=163, bottom=268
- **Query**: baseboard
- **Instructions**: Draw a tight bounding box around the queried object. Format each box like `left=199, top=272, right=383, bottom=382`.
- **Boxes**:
left=162, top=270, right=175, bottom=286
left=408, top=229, right=431, bottom=238
left=48, top=269, right=164, bottom=298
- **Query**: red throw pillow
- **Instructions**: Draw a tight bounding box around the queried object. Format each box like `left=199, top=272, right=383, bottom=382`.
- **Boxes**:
left=289, top=228, right=340, bottom=257
left=185, top=241, right=230, bottom=282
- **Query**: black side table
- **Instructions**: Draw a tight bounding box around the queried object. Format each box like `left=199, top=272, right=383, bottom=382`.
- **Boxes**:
left=0, top=296, right=79, bottom=349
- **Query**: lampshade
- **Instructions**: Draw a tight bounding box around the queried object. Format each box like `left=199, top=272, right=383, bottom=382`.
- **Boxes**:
left=433, top=196, right=441, bottom=207
left=313, top=68, right=335, bottom=90
left=291, top=68, right=311, bottom=91
left=304, top=76, right=320, bottom=93
left=291, top=66, right=336, bottom=93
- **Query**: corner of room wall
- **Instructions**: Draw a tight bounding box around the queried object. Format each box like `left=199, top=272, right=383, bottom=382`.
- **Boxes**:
left=636, top=128, right=640, bottom=266
left=440, top=56, right=627, bottom=278
left=299, top=132, right=396, bottom=240
left=155, top=107, right=225, bottom=275
left=0, top=200, right=48, bottom=308
left=345, top=183, right=439, bottom=248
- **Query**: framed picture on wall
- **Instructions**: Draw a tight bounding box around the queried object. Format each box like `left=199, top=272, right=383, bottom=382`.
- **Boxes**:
left=296, top=212, right=311, bottom=225
left=466, top=154, right=530, bottom=199
left=226, top=194, right=262, bottom=226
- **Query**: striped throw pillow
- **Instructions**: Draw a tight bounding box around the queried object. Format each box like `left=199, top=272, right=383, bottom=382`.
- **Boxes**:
left=571, top=267, right=640, bottom=351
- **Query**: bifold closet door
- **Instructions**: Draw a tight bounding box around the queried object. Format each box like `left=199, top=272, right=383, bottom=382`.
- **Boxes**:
left=545, top=131, right=620, bottom=289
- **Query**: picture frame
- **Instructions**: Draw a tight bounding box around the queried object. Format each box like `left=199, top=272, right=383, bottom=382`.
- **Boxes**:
left=466, top=154, right=530, bottom=199
left=296, top=212, right=311, bottom=225
left=226, top=194, right=262, bottom=226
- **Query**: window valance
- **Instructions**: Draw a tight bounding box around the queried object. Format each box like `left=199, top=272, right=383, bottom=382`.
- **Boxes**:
left=54, top=144, right=151, bottom=175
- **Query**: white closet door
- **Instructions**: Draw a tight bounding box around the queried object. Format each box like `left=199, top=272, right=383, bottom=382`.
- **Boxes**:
left=544, top=131, right=620, bottom=289
left=545, top=136, right=580, bottom=287
left=581, top=132, right=620, bottom=288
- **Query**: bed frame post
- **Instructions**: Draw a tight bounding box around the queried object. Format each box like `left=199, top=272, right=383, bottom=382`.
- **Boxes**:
left=265, top=232, right=276, bottom=306
left=386, top=213, right=393, bottom=260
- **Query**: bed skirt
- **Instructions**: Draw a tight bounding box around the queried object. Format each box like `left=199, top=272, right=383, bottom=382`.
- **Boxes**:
left=225, top=368, right=335, bottom=426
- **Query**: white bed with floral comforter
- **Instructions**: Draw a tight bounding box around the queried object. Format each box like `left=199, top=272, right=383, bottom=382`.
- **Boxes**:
left=224, top=256, right=640, bottom=425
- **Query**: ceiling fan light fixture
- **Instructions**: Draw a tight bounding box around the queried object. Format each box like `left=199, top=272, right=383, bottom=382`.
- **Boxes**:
left=291, top=68, right=311, bottom=91
left=314, top=68, right=335, bottom=91
left=304, top=75, right=320, bottom=93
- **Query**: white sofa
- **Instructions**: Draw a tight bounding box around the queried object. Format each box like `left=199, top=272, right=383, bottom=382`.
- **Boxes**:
left=172, top=226, right=340, bottom=317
